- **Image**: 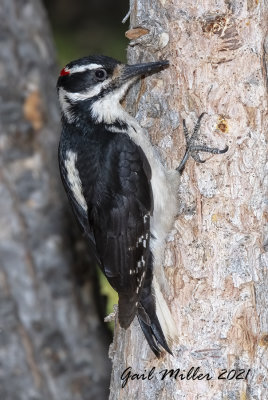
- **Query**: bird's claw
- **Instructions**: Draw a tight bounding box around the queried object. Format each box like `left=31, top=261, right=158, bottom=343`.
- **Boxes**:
left=177, top=113, right=228, bottom=173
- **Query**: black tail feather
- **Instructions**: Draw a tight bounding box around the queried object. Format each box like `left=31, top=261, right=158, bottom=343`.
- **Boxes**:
left=151, top=317, right=173, bottom=356
left=137, top=314, right=161, bottom=358
left=118, top=294, right=137, bottom=329
left=118, top=251, right=173, bottom=356
left=135, top=252, right=173, bottom=356
left=137, top=302, right=173, bottom=357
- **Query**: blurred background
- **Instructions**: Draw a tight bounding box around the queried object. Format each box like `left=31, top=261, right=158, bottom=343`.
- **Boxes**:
left=44, top=0, right=128, bottom=66
left=44, top=0, right=129, bottom=331
left=0, top=1, right=131, bottom=399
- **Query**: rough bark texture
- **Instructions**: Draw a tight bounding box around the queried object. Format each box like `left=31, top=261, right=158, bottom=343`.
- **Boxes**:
left=0, top=1, right=111, bottom=399
left=109, top=1, right=267, bottom=399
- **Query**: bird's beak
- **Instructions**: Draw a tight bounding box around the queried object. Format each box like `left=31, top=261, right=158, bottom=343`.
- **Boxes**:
left=121, top=60, right=169, bottom=81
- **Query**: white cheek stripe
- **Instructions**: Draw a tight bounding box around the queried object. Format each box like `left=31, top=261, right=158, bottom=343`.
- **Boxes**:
left=58, top=76, right=135, bottom=124
left=64, top=150, right=88, bottom=212
left=66, top=63, right=103, bottom=74
left=60, top=79, right=112, bottom=103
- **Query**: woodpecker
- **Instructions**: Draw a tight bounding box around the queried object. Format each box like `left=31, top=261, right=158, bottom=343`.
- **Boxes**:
left=57, top=55, right=228, bottom=357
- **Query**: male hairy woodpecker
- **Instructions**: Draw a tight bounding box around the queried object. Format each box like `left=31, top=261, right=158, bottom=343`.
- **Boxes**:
left=57, top=55, right=228, bottom=357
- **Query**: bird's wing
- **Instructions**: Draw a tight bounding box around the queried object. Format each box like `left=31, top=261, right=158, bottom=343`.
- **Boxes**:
left=58, top=144, right=101, bottom=265
left=85, top=133, right=153, bottom=328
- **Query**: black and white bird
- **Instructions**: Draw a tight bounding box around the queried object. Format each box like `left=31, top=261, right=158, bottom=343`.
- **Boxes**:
left=57, top=55, right=228, bottom=357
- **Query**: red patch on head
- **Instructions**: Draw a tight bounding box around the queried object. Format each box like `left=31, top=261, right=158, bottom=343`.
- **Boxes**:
left=60, top=68, right=70, bottom=76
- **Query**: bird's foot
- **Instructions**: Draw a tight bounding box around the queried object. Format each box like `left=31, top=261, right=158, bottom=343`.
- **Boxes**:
left=176, top=113, right=228, bottom=173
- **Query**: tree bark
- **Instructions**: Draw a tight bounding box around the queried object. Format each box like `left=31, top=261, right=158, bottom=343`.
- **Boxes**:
left=109, top=1, right=267, bottom=399
left=0, top=1, right=111, bottom=399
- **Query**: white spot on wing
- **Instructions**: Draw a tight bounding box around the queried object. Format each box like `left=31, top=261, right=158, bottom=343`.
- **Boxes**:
left=143, top=214, right=149, bottom=223
left=106, top=125, right=127, bottom=134
left=65, top=150, right=88, bottom=212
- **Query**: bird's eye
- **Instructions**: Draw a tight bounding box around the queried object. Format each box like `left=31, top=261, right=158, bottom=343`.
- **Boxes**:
left=95, top=69, right=107, bottom=81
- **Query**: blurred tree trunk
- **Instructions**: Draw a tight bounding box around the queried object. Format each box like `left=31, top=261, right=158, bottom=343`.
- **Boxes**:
left=109, top=1, right=267, bottom=399
left=0, top=1, right=111, bottom=399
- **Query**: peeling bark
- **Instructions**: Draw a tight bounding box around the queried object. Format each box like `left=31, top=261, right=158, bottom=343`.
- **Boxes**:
left=109, top=1, right=267, bottom=399
left=0, top=1, right=111, bottom=399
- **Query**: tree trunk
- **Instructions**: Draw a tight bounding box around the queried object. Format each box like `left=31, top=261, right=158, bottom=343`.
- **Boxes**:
left=0, top=1, right=111, bottom=399
left=109, top=1, right=267, bottom=399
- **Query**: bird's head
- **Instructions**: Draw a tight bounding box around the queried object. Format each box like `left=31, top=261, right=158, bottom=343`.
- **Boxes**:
left=57, top=55, right=169, bottom=125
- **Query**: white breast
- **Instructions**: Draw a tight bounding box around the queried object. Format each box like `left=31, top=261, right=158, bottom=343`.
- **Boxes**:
left=121, top=114, right=180, bottom=242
